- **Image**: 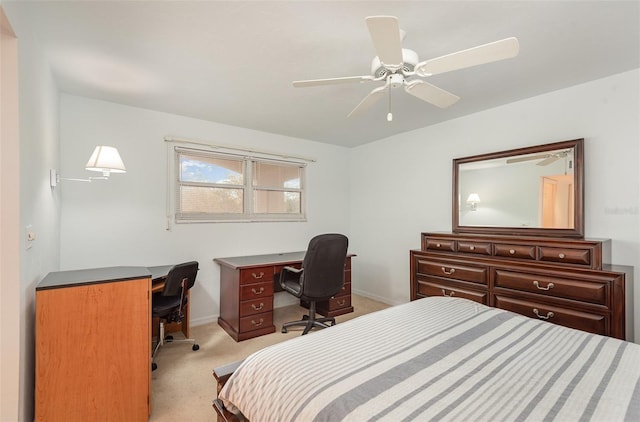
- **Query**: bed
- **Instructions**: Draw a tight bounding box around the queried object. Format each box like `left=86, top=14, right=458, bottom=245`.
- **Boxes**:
left=214, top=296, right=640, bottom=421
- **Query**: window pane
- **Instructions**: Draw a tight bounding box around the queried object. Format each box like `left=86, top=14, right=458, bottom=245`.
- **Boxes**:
left=254, top=190, right=301, bottom=214
left=180, top=186, right=243, bottom=213
left=180, top=154, right=243, bottom=185
left=253, top=162, right=300, bottom=189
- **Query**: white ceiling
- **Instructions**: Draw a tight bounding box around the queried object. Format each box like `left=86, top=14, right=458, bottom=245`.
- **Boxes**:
left=4, top=1, right=640, bottom=148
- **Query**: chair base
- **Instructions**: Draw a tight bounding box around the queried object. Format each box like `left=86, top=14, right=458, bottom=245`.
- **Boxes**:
left=282, top=302, right=335, bottom=335
left=152, top=320, right=199, bottom=371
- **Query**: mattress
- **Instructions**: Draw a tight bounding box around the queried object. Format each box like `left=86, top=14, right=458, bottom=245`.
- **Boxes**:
left=219, top=296, right=640, bottom=421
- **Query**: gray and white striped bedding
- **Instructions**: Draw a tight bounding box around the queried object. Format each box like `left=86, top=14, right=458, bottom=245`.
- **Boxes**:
left=219, top=297, right=640, bottom=421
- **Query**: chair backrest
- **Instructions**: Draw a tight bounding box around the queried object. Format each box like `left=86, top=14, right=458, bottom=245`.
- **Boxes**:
left=300, top=234, right=348, bottom=300
left=161, top=261, right=199, bottom=297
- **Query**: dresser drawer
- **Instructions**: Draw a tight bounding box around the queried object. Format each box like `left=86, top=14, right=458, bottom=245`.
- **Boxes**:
left=494, top=270, right=607, bottom=305
left=239, top=281, right=274, bottom=301
left=239, top=298, right=273, bottom=317
left=538, top=247, right=591, bottom=266
left=414, top=258, right=488, bottom=284
left=494, top=244, right=536, bottom=260
left=240, top=266, right=274, bottom=284
left=239, top=312, right=273, bottom=333
left=495, top=295, right=608, bottom=336
left=457, top=241, right=492, bottom=256
left=424, top=238, right=456, bottom=252
left=416, top=278, right=487, bottom=304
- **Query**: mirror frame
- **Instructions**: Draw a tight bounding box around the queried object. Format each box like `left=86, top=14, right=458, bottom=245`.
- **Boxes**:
left=453, top=138, right=584, bottom=238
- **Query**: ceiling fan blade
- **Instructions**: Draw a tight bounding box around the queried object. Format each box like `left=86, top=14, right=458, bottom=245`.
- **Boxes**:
left=404, top=80, right=460, bottom=108
left=415, top=37, right=519, bottom=76
left=365, top=16, right=403, bottom=69
left=347, top=85, right=387, bottom=118
left=537, top=156, right=560, bottom=166
left=506, top=154, right=550, bottom=164
left=293, top=75, right=374, bottom=87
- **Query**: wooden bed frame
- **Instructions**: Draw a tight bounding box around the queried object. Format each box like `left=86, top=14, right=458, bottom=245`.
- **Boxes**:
left=212, top=360, right=244, bottom=422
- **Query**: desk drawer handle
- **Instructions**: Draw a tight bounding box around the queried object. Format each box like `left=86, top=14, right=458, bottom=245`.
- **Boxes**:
left=533, top=308, right=554, bottom=320
left=337, top=299, right=346, bottom=307
left=251, top=318, right=264, bottom=327
left=251, top=303, right=264, bottom=311
left=251, top=287, right=265, bottom=295
left=251, top=272, right=265, bottom=279
left=441, top=289, right=455, bottom=297
left=509, top=249, right=516, bottom=255
left=558, top=253, right=566, bottom=259
left=533, top=281, right=555, bottom=291
left=441, top=267, right=456, bottom=275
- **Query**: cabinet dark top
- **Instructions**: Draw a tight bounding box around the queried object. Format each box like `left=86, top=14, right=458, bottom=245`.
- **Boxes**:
left=37, top=266, right=151, bottom=290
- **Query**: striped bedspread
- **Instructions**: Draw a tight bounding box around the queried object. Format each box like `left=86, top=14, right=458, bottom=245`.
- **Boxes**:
left=219, top=297, right=640, bottom=421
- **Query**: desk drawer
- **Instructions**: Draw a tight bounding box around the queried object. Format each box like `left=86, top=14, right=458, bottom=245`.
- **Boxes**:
left=494, top=270, right=607, bottom=305
left=240, top=267, right=274, bottom=284
left=239, top=312, right=273, bottom=333
left=240, top=298, right=273, bottom=317
left=240, top=281, right=273, bottom=301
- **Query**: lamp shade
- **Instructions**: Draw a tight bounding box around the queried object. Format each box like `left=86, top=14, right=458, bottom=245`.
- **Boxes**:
left=85, top=146, right=126, bottom=174
left=466, top=193, right=481, bottom=203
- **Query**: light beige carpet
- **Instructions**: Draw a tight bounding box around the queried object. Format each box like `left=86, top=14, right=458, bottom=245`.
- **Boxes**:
left=149, top=295, right=390, bottom=421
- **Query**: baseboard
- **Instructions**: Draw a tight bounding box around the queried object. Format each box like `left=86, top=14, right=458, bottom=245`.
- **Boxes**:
left=190, top=314, right=217, bottom=327
left=351, top=288, right=402, bottom=307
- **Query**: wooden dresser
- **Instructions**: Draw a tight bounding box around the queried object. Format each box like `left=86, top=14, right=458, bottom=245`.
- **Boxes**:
left=410, top=232, right=634, bottom=340
left=215, top=252, right=354, bottom=341
left=35, top=267, right=151, bottom=421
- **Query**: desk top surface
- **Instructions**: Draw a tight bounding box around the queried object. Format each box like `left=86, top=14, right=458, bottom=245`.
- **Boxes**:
left=214, top=251, right=307, bottom=269
left=37, top=266, right=152, bottom=290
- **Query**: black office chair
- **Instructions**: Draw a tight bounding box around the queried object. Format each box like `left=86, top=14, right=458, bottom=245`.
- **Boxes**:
left=151, top=261, right=200, bottom=371
left=280, top=234, right=349, bottom=335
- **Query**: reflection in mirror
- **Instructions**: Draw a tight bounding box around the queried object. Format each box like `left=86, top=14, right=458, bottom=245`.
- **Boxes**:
left=453, top=139, right=584, bottom=237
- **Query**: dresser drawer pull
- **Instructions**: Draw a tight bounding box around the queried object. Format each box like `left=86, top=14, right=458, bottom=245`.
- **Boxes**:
left=509, top=249, right=516, bottom=255
left=558, top=253, right=566, bottom=259
left=441, top=267, right=456, bottom=275
left=251, top=318, right=264, bottom=327
left=533, top=281, right=555, bottom=291
left=251, top=287, right=265, bottom=295
left=251, top=303, right=264, bottom=311
left=337, top=299, right=346, bottom=306
left=533, top=308, right=554, bottom=320
left=469, top=246, right=475, bottom=251
left=251, top=272, right=265, bottom=279
left=441, top=289, right=455, bottom=297
left=436, top=243, right=441, bottom=247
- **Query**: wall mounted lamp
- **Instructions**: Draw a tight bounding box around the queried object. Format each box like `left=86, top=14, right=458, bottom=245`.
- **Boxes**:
left=50, top=146, right=126, bottom=188
left=466, top=193, right=481, bottom=211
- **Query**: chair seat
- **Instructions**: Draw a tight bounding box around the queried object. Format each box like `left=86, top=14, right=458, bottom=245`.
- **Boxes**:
left=152, top=294, right=182, bottom=317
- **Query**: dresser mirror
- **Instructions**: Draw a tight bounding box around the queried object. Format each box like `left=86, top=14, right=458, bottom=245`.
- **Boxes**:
left=453, top=138, right=584, bottom=237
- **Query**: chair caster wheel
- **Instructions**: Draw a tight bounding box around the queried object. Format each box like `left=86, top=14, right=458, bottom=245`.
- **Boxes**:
left=192, top=344, right=199, bottom=351
left=302, top=315, right=309, bottom=320
left=282, top=327, right=288, bottom=333
left=152, top=362, right=157, bottom=371
left=165, top=335, right=173, bottom=342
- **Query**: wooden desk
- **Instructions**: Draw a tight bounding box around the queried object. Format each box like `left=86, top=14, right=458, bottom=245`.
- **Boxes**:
left=214, top=252, right=354, bottom=341
left=35, top=267, right=151, bottom=421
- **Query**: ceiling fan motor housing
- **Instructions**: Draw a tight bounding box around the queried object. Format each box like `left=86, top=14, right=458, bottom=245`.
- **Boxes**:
left=371, top=48, right=419, bottom=78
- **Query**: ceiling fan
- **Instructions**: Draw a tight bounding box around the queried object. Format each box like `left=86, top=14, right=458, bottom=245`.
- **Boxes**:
left=506, top=150, right=571, bottom=166
left=292, top=16, right=519, bottom=121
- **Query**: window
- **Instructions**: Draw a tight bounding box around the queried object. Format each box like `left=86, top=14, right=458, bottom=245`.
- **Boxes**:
left=174, top=147, right=305, bottom=222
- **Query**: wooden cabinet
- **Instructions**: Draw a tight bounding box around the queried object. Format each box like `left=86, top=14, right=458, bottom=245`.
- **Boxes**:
left=215, top=252, right=354, bottom=341
left=35, top=267, right=151, bottom=421
left=411, top=233, right=634, bottom=340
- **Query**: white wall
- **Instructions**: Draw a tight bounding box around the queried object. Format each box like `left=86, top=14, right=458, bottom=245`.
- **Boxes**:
left=349, top=69, right=640, bottom=341
left=7, top=10, right=62, bottom=422
left=59, top=95, right=351, bottom=324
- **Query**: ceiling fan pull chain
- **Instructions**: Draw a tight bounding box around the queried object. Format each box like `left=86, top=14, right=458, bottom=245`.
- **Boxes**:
left=387, top=83, right=393, bottom=122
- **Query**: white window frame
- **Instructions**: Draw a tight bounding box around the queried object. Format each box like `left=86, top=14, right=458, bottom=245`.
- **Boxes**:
left=171, top=145, right=307, bottom=223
